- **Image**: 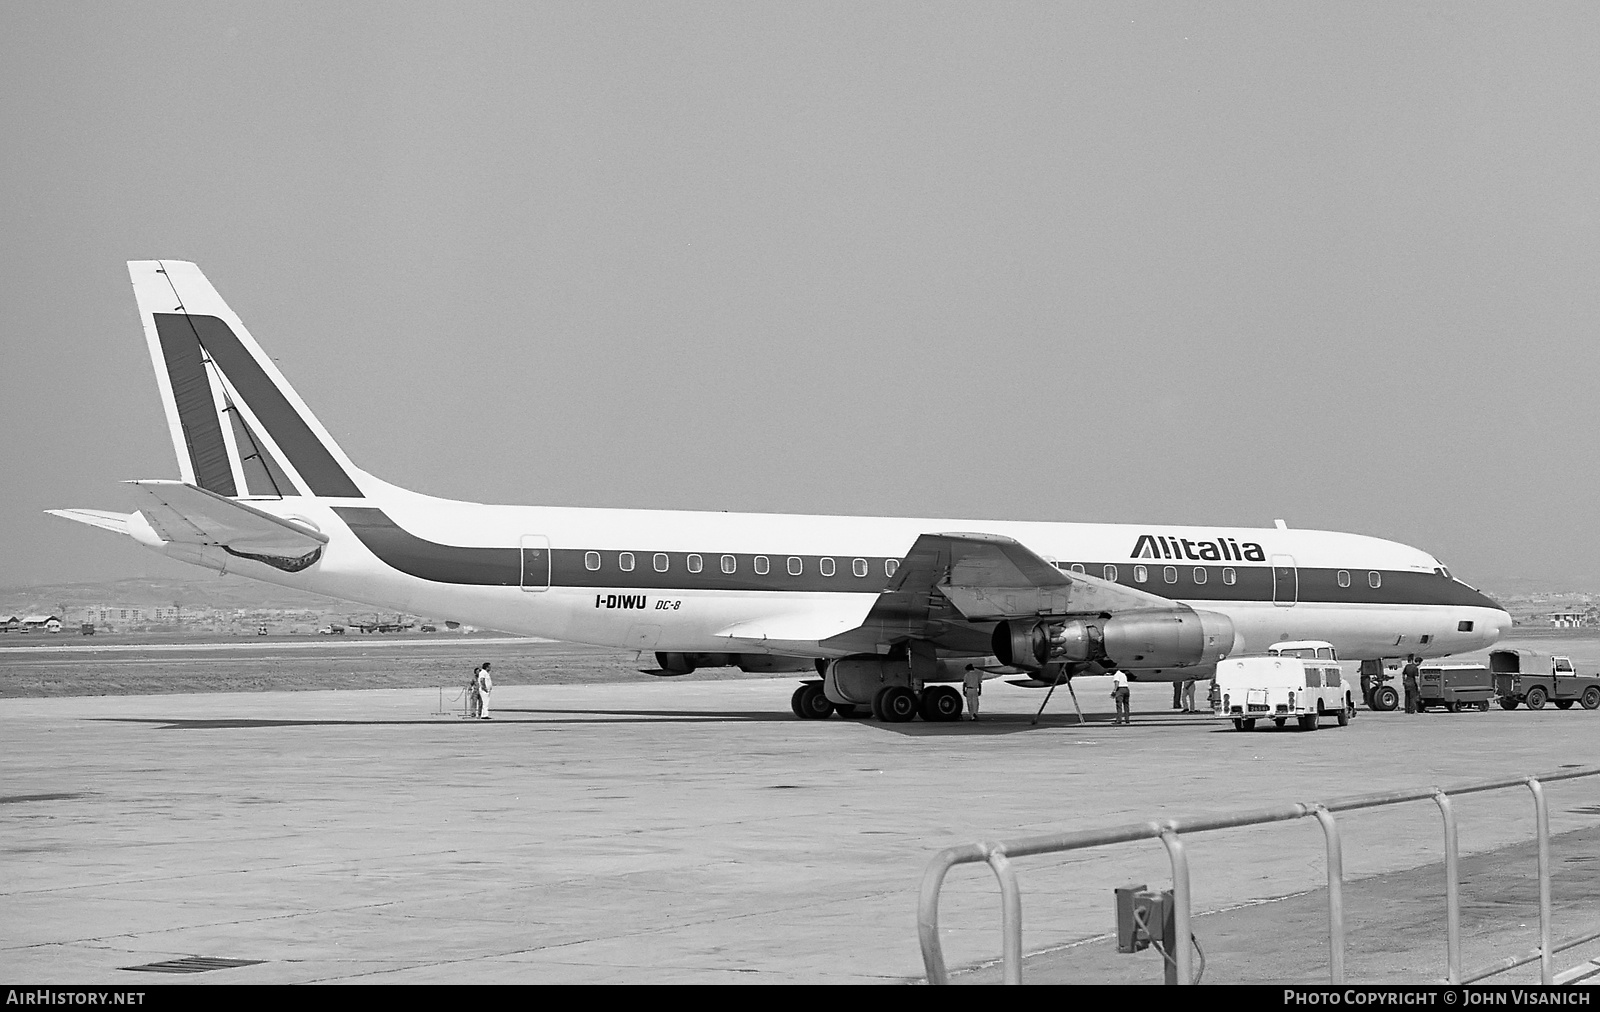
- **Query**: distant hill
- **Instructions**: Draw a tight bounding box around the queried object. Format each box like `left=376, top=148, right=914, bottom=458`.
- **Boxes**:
left=0, top=575, right=349, bottom=614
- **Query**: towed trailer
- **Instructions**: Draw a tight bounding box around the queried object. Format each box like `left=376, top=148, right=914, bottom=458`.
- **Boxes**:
left=1416, top=662, right=1494, bottom=712
left=1490, top=648, right=1600, bottom=711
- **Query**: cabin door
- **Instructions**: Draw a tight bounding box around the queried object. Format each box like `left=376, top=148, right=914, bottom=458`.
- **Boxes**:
left=520, top=535, right=550, bottom=592
left=1271, top=554, right=1298, bottom=607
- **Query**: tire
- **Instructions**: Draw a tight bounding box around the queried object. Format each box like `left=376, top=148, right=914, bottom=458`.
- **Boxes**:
left=1240, top=718, right=1256, bottom=731
left=1232, top=719, right=1245, bottom=731
left=1298, top=714, right=1317, bottom=731
left=877, top=686, right=918, bottom=723
left=1527, top=687, right=1548, bottom=710
left=790, top=684, right=811, bottom=719
left=1447, top=702, right=1460, bottom=713
left=1582, top=687, right=1600, bottom=711
left=1338, top=702, right=1351, bottom=727
left=1274, top=718, right=1286, bottom=728
left=1499, top=697, right=1519, bottom=710
left=1478, top=701, right=1489, bottom=712
left=1555, top=700, right=1574, bottom=710
left=1373, top=685, right=1399, bottom=711
left=794, top=682, right=834, bottom=720
left=919, top=685, right=963, bottom=722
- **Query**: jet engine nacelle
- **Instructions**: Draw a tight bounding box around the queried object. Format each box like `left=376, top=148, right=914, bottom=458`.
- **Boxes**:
left=1101, top=609, right=1236, bottom=670
left=992, top=610, right=1236, bottom=672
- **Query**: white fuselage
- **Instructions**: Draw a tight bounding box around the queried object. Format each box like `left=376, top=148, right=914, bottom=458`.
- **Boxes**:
left=160, top=472, right=1509, bottom=667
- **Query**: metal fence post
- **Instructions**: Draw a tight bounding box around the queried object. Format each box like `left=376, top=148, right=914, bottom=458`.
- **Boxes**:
left=1433, top=789, right=1461, bottom=983
left=1528, top=778, right=1552, bottom=985
left=987, top=848, right=1024, bottom=985
left=1312, top=805, right=1346, bottom=983
left=1158, top=827, right=1193, bottom=984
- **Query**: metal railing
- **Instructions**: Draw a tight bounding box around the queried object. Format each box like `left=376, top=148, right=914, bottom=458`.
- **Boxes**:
left=918, top=765, right=1600, bottom=985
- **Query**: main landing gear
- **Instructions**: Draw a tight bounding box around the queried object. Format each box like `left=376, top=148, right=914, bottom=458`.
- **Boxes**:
left=790, top=681, right=964, bottom=722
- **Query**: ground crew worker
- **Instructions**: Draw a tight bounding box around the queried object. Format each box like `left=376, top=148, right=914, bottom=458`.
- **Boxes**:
left=466, top=664, right=482, bottom=718
left=1180, top=678, right=1197, bottom=713
left=1172, top=681, right=1183, bottom=710
left=963, top=668, right=982, bottom=721
left=1111, top=670, right=1131, bottom=724
left=1360, top=668, right=1373, bottom=708
left=1402, top=655, right=1421, bottom=714
left=476, top=661, right=494, bottom=719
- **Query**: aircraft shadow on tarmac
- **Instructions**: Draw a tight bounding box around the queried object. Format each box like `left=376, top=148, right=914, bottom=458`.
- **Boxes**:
left=95, top=710, right=1220, bottom=735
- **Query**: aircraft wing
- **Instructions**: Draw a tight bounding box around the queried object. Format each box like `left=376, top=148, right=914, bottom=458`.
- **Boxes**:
left=820, top=532, right=1184, bottom=654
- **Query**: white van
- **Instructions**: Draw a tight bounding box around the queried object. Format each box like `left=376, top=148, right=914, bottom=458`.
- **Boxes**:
left=1213, top=640, right=1356, bottom=731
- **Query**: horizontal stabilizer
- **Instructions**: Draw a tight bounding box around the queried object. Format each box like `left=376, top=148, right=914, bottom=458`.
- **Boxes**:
left=125, top=480, right=328, bottom=554
left=43, top=509, right=132, bottom=535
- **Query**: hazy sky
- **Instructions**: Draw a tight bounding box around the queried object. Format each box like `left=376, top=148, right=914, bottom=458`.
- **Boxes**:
left=3, top=3, right=1599, bottom=592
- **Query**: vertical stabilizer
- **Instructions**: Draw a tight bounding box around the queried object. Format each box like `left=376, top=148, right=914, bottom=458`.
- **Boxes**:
left=129, top=260, right=366, bottom=500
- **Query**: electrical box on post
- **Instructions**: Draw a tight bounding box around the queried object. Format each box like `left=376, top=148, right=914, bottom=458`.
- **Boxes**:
left=1115, top=884, right=1179, bottom=984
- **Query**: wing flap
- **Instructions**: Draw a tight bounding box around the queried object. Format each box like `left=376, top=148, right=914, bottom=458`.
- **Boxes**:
left=125, top=480, right=327, bottom=554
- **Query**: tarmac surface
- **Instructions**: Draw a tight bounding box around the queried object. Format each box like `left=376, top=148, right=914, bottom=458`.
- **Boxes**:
left=4, top=666, right=1600, bottom=984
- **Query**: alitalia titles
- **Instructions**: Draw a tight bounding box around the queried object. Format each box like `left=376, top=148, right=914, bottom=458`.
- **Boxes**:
left=1131, top=534, right=1266, bottom=563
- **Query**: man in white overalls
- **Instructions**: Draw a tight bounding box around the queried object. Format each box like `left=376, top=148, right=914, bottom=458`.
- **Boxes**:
left=476, top=662, right=493, bottom=719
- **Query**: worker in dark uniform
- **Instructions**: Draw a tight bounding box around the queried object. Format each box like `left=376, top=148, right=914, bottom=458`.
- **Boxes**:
left=1360, top=668, right=1373, bottom=708
left=1402, top=655, right=1421, bottom=714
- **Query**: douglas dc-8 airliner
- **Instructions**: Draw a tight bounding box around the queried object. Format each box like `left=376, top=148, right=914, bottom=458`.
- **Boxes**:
left=49, top=261, right=1509, bottom=723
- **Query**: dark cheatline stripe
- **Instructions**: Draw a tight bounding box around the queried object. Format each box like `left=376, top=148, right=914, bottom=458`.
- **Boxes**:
left=333, top=508, right=1505, bottom=614
left=154, top=313, right=362, bottom=499
left=336, top=507, right=521, bottom=585
left=154, top=314, right=236, bottom=496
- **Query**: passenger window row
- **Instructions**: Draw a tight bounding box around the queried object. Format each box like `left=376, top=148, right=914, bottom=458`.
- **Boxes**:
left=581, top=551, right=896, bottom=578
left=1057, top=563, right=1386, bottom=590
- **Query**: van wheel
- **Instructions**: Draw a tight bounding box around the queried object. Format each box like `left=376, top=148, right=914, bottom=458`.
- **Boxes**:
left=1477, top=701, right=1489, bottom=712
left=1499, top=697, right=1520, bottom=710
left=1338, top=705, right=1351, bottom=727
left=1555, top=700, right=1574, bottom=710
left=1527, top=687, right=1548, bottom=710
left=1235, top=718, right=1256, bottom=731
left=1582, top=687, right=1600, bottom=710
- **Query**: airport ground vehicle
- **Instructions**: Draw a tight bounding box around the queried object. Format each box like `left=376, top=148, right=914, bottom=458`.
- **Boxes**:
left=1214, top=640, right=1355, bottom=731
left=1415, top=663, right=1494, bottom=712
left=1490, top=649, right=1600, bottom=711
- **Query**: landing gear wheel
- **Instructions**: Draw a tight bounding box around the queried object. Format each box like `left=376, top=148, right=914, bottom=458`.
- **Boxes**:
left=1555, top=700, right=1574, bottom=710
left=875, top=686, right=918, bottom=723
left=1582, top=687, right=1600, bottom=710
left=919, top=685, right=963, bottom=722
left=1499, top=697, right=1520, bottom=710
left=1373, top=685, right=1400, bottom=711
left=1527, top=687, right=1548, bottom=710
left=1298, top=714, right=1318, bottom=731
left=792, top=682, right=834, bottom=720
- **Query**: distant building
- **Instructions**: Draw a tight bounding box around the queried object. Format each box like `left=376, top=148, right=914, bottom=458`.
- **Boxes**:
left=1549, top=612, right=1586, bottom=628
left=21, top=615, right=62, bottom=633
left=0, top=615, right=19, bottom=632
